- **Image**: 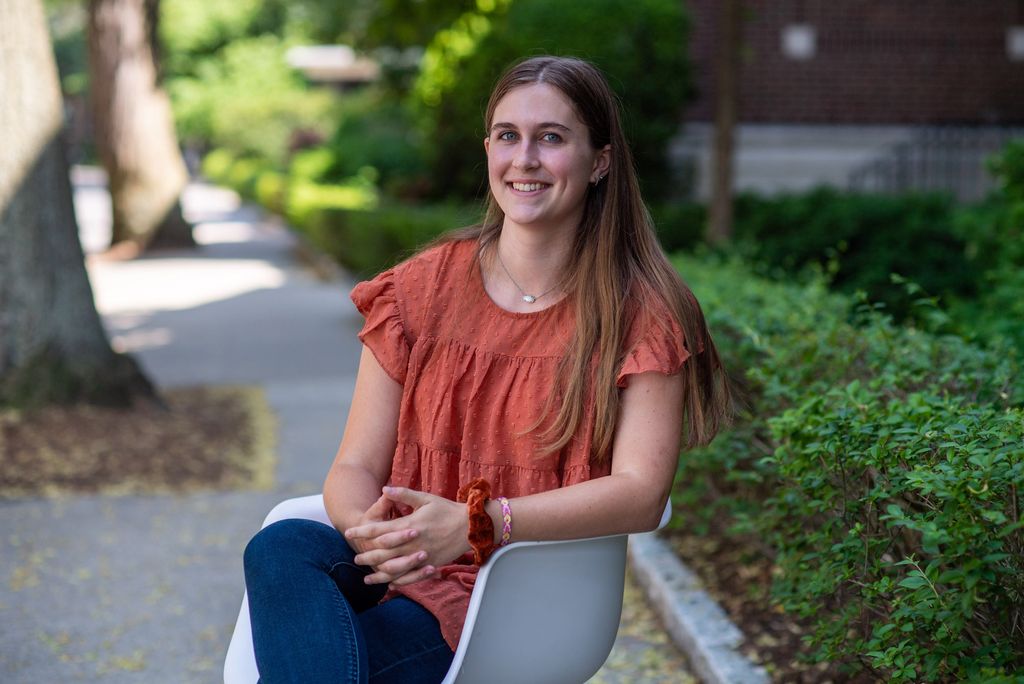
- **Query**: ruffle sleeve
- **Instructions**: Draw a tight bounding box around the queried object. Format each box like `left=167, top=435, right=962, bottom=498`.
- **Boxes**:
left=616, top=310, right=691, bottom=388
left=350, top=269, right=410, bottom=384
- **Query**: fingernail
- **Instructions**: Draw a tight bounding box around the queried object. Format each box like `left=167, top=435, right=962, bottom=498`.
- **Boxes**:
left=417, top=551, right=427, bottom=561
left=383, top=486, right=396, bottom=494
left=424, top=566, right=434, bottom=576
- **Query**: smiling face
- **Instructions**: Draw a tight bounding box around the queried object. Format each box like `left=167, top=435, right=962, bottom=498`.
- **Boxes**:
left=485, top=83, right=610, bottom=238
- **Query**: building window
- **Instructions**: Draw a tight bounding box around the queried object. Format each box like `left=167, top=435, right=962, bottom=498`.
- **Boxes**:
left=782, top=24, right=817, bottom=60
left=1008, top=27, right=1024, bottom=61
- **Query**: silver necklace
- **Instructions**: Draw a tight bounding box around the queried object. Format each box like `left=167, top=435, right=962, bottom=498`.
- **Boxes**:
left=495, top=248, right=559, bottom=304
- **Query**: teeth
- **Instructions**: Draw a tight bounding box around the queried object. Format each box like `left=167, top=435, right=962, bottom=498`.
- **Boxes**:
left=511, top=182, right=544, bottom=192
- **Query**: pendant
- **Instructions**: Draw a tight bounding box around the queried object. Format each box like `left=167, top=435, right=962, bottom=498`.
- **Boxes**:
left=522, top=295, right=537, bottom=303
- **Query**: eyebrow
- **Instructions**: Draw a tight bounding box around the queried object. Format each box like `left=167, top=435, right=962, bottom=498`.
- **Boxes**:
left=490, top=121, right=573, bottom=133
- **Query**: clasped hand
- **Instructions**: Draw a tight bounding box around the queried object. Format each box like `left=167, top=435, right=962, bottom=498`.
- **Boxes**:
left=345, top=486, right=470, bottom=588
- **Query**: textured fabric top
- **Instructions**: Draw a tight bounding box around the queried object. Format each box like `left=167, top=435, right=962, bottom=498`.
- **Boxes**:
left=349, top=237, right=690, bottom=650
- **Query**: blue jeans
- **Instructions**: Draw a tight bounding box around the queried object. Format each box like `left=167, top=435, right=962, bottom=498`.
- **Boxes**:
left=243, top=519, right=454, bottom=683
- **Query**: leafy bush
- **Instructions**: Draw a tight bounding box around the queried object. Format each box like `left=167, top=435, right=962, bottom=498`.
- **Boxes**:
left=731, top=187, right=976, bottom=320
left=946, top=139, right=1024, bottom=353
left=200, top=148, right=270, bottom=198
left=650, top=201, right=706, bottom=254
left=167, top=35, right=338, bottom=166
left=160, top=0, right=287, bottom=74
left=284, top=174, right=379, bottom=228
left=297, top=203, right=478, bottom=276
left=413, top=0, right=691, bottom=200
left=672, top=253, right=1024, bottom=681
left=321, top=89, right=428, bottom=197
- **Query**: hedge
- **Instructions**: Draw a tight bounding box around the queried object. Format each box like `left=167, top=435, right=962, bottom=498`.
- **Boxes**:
left=731, top=188, right=976, bottom=320
left=297, top=202, right=477, bottom=276
left=672, top=253, right=1023, bottom=681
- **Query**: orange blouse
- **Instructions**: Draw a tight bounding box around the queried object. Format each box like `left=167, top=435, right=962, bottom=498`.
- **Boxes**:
left=349, top=237, right=689, bottom=650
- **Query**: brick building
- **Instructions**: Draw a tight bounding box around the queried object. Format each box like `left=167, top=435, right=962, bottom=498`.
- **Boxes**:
left=685, top=0, right=1024, bottom=124
left=676, top=1, right=1024, bottom=199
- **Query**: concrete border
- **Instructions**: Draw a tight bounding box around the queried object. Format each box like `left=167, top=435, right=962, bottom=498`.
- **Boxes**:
left=628, top=533, right=769, bottom=684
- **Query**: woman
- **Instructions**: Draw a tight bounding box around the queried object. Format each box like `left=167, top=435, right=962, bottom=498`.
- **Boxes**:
left=243, top=55, right=730, bottom=683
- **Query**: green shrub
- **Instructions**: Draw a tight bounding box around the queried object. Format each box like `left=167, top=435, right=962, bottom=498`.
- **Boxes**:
left=650, top=201, right=706, bottom=254
left=298, top=203, right=478, bottom=276
left=731, top=187, right=976, bottom=320
left=284, top=175, right=380, bottom=228
left=199, top=148, right=270, bottom=199
left=167, top=35, right=337, bottom=166
left=200, top=148, right=237, bottom=183
left=672, top=254, right=1024, bottom=681
left=946, top=140, right=1024, bottom=353
left=322, top=89, right=428, bottom=197
left=413, top=0, right=691, bottom=200
left=254, top=170, right=288, bottom=215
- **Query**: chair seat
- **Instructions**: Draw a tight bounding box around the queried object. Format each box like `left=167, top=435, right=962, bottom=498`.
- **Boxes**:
left=225, top=495, right=671, bottom=684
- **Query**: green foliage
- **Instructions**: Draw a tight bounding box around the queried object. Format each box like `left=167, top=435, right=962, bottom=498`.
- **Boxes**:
left=731, top=187, right=975, bottom=320
left=672, top=254, right=1024, bottom=680
left=47, top=3, right=89, bottom=96
left=650, top=201, right=706, bottom=254
left=321, top=89, right=428, bottom=196
left=160, top=0, right=284, bottom=73
left=413, top=0, right=691, bottom=200
left=946, top=139, right=1024, bottom=353
left=167, top=35, right=338, bottom=166
left=205, top=139, right=465, bottom=276
left=298, top=203, right=478, bottom=276
left=353, top=0, right=479, bottom=51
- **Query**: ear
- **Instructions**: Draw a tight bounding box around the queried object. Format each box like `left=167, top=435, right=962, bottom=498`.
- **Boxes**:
left=484, top=135, right=490, bottom=155
left=590, top=144, right=611, bottom=183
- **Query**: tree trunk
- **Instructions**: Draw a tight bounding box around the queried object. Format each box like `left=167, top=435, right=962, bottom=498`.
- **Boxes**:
left=87, top=0, right=194, bottom=251
left=0, top=0, right=155, bottom=407
left=707, top=0, right=742, bottom=246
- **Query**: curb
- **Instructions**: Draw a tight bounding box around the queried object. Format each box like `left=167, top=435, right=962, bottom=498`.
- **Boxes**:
left=628, top=533, right=769, bottom=684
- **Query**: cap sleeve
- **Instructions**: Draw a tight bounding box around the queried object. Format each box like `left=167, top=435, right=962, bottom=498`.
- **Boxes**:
left=350, top=269, right=410, bottom=384
left=616, top=310, right=691, bottom=388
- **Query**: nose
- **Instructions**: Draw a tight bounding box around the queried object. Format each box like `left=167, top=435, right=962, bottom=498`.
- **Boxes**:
left=512, top=139, right=540, bottom=170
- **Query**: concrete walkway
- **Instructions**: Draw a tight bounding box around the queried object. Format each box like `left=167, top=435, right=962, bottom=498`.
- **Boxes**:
left=0, top=170, right=693, bottom=683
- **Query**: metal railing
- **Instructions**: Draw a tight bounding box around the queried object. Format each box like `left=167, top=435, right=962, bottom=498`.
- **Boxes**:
left=848, top=126, right=1024, bottom=203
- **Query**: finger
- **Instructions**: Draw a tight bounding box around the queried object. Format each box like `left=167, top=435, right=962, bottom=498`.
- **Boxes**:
left=354, top=541, right=419, bottom=568
left=363, top=551, right=428, bottom=585
left=375, top=550, right=428, bottom=577
left=346, top=519, right=403, bottom=540
left=382, top=486, right=432, bottom=509
left=371, top=528, right=419, bottom=550
left=388, top=564, right=437, bottom=588
left=363, top=494, right=395, bottom=522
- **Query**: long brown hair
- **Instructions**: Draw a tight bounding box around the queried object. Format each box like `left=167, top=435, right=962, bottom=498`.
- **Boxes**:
left=444, top=55, right=731, bottom=461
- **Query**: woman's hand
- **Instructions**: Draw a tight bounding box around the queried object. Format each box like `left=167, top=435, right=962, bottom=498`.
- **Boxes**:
left=346, top=492, right=402, bottom=555
left=345, top=486, right=471, bottom=588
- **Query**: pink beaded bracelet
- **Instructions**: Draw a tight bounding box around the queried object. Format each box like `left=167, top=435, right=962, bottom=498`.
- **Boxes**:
left=497, top=496, right=512, bottom=546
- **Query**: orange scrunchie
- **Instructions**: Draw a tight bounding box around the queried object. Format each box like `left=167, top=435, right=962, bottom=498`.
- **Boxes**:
left=457, top=478, right=496, bottom=565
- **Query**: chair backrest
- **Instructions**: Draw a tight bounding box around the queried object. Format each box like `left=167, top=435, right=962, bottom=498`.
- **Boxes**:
left=441, top=533, right=629, bottom=684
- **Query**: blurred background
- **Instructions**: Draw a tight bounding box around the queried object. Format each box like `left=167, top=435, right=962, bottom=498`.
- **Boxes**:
left=2, top=1, right=1023, bottom=682
left=45, top=0, right=1024, bottom=334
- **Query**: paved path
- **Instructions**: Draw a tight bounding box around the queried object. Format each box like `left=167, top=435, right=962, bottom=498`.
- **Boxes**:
left=0, top=170, right=693, bottom=683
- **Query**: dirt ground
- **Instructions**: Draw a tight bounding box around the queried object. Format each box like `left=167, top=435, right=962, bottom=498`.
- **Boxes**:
left=0, top=386, right=275, bottom=498
left=666, top=524, right=880, bottom=683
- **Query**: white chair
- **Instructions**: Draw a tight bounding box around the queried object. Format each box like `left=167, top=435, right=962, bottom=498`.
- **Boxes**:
left=224, top=494, right=672, bottom=684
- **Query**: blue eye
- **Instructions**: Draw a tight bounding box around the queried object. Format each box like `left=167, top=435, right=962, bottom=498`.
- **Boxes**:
left=541, top=132, right=562, bottom=143
left=497, top=130, right=517, bottom=142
